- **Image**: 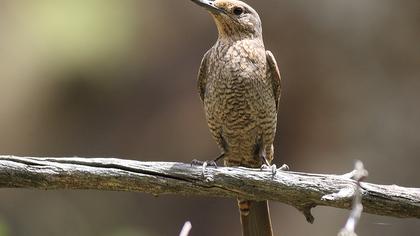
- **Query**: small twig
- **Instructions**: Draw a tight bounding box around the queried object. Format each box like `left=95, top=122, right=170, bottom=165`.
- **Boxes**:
left=338, top=161, right=369, bottom=236
left=179, top=221, right=192, bottom=236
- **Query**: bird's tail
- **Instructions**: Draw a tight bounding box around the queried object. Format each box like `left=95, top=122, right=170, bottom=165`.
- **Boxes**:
left=238, top=199, right=273, bottom=236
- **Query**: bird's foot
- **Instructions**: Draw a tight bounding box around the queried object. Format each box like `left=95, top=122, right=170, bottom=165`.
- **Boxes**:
left=191, top=153, right=224, bottom=175
left=260, top=163, right=289, bottom=175
left=279, top=164, right=290, bottom=171
left=261, top=163, right=277, bottom=175
left=191, top=159, right=218, bottom=175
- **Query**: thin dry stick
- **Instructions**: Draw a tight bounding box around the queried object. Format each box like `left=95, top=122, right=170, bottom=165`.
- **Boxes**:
left=0, top=156, right=419, bottom=222
left=179, top=221, right=192, bottom=236
left=338, top=161, right=369, bottom=236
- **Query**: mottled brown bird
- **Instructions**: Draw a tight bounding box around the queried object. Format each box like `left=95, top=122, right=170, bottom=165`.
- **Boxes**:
left=191, top=0, right=282, bottom=235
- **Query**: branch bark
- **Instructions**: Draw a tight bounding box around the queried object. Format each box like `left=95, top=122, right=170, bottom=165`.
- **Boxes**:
left=0, top=155, right=419, bottom=222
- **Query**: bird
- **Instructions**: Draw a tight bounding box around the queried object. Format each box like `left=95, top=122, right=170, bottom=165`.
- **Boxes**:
left=191, top=0, right=282, bottom=235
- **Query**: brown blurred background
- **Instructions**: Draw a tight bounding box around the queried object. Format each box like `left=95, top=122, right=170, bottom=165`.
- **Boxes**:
left=0, top=0, right=419, bottom=235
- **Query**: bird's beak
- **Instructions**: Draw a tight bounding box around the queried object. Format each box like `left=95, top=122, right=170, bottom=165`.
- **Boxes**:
left=191, top=0, right=225, bottom=14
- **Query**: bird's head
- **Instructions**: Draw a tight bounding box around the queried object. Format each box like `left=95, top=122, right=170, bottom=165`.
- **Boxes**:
left=192, top=0, right=263, bottom=41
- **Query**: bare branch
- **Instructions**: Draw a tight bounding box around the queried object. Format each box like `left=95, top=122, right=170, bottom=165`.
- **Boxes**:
left=179, top=221, right=192, bottom=236
left=338, top=161, right=369, bottom=236
left=0, top=156, right=419, bottom=222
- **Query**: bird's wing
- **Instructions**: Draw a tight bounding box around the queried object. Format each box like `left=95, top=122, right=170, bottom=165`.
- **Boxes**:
left=197, top=50, right=211, bottom=102
left=266, top=50, right=282, bottom=111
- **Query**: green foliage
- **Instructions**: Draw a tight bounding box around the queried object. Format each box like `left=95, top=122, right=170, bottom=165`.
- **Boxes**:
left=0, top=219, right=10, bottom=236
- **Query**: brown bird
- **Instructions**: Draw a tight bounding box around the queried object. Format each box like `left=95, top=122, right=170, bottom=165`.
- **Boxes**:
left=191, top=0, right=282, bottom=235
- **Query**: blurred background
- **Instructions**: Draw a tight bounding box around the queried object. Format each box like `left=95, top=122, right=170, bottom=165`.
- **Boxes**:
left=0, top=0, right=419, bottom=235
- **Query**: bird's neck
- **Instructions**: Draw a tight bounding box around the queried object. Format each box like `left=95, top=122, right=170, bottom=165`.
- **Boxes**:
left=213, top=18, right=263, bottom=43
left=213, top=38, right=266, bottom=66
left=216, top=36, right=265, bottom=50
left=217, top=34, right=263, bottom=44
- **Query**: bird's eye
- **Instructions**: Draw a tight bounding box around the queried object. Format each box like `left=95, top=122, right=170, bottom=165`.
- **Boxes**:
left=233, top=7, right=244, bottom=16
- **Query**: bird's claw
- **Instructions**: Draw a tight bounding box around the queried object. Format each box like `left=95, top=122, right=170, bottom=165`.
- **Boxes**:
left=261, top=164, right=277, bottom=175
left=191, top=159, right=203, bottom=167
left=260, top=163, right=289, bottom=175
left=278, top=164, right=290, bottom=171
left=191, top=159, right=217, bottom=175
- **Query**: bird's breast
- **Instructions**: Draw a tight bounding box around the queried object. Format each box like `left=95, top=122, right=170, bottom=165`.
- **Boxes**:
left=203, top=40, right=276, bottom=130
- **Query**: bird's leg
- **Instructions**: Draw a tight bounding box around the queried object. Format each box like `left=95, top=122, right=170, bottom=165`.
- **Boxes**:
left=191, top=152, right=225, bottom=175
left=260, top=157, right=290, bottom=175
left=257, top=142, right=289, bottom=175
left=259, top=150, right=277, bottom=175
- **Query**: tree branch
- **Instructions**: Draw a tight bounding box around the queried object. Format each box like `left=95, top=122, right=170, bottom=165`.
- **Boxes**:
left=0, top=155, right=419, bottom=222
